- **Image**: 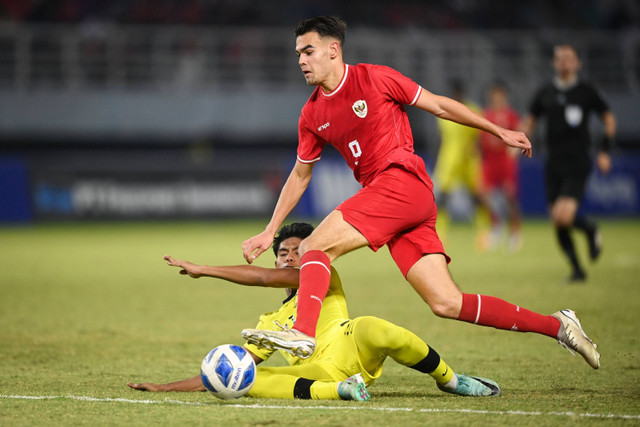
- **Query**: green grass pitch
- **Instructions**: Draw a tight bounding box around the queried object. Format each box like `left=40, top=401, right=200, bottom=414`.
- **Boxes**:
left=1, top=219, right=639, bottom=425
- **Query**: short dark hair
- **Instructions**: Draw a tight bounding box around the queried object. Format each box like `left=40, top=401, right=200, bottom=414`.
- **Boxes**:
left=272, top=223, right=314, bottom=256
left=553, top=44, right=580, bottom=58
left=295, top=16, right=346, bottom=47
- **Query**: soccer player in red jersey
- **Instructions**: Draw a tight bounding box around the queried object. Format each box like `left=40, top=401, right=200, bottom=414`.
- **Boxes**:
left=241, top=17, right=599, bottom=369
left=480, top=83, right=523, bottom=251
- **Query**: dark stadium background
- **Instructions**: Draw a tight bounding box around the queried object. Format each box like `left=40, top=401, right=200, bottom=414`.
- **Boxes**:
left=1, top=0, right=639, bottom=222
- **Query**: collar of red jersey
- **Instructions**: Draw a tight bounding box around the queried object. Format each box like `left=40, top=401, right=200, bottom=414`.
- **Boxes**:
left=321, top=64, right=349, bottom=97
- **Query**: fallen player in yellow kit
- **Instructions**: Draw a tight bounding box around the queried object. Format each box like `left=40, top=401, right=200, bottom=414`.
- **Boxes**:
left=128, top=223, right=500, bottom=400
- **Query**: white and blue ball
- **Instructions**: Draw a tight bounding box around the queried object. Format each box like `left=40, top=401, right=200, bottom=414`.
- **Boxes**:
left=200, top=344, right=256, bottom=399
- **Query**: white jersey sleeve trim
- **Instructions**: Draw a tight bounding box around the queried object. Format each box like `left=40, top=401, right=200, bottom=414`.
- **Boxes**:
left=409, top=85, right=422, bottom=105
left=297, top=155, right=321, bottom=164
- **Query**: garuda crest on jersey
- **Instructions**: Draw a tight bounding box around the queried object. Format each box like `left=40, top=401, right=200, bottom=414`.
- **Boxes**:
left=352, top=100, right=368, bottom=118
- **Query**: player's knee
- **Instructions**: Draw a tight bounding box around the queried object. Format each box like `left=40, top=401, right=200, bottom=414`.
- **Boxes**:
left=355, top=316, right=401, bottom=349
left=298, top=238, right=312, bottom=256
left=428, top=297, right=461, bottom=319
left=551, top=199, right=578, bottom=227
left=298, top=238, right=324, bottom=257
left=405, top=257, right=462, bottom=318
left=299, top=239, right=338, bottom=262
left=552, top=212, right=573, bottom=228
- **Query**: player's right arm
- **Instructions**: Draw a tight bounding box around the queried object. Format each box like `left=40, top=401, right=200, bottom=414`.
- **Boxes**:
left=164, top=255, right=300, bottom=288
left=242, top=160, right=314, bottom=263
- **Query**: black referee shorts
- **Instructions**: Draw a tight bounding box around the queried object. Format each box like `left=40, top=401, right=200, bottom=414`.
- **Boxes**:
left=544, top=157, right=592, bottom=204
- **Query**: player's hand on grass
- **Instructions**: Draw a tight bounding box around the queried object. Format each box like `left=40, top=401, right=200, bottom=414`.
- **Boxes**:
left=127, top=382, right=164, bottom=392
left=164, top=255, right=203, bottom=278
left=242, top=230, right=274, bottom=264
left=499, top=128, right=532, bottom=158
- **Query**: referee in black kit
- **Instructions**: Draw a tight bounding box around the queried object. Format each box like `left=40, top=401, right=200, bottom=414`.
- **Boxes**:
left=520, top=44, right=617, bottom=282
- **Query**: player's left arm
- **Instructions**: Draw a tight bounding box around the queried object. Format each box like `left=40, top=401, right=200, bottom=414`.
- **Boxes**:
left=597, top=110, right=617, bottom=175
left=127, top=349, right=263, bottom=392
left=415, top=88, right=532, bottom=158
left=164, top=255, right=299, bottom=288
left=128, top=376, right=206, bottom=392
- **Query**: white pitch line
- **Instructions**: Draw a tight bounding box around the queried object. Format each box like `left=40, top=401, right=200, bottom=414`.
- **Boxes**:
left=1, top=394, right=639, bottom=420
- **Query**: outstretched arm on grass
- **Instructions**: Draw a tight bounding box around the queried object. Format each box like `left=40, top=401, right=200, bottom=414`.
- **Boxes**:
left=128, top=376, right=205, bottom=392
left=163, top=255, right=300, bottom=288
left=128, top=349, right=263, bottom=392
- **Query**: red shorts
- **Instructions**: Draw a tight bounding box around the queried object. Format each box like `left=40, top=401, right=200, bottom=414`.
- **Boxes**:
left=482, top=156, right=518, bottom=198
left=337, top=166, right=450, bottom=277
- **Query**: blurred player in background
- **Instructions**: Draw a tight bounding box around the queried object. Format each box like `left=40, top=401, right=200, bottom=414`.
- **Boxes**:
left=128, top=223, right=501, bottom=399
left=520, top=45, right=617, bottom=282
left=433, top=79, right=491, bottom=249
left=241, top=17, right=600, bottom=371
left=480, top=82, right=522, bottom=251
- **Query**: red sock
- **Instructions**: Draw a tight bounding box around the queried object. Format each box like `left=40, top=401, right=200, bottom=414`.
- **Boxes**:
left=293, top=250, right=331, bottom=337
left=458, top=293, right=561, bottom=338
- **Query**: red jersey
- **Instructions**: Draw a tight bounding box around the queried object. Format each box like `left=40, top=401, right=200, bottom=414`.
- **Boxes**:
left=297, top=63, right=430, bottom=189
left=480, top=107, right=520, bottom=164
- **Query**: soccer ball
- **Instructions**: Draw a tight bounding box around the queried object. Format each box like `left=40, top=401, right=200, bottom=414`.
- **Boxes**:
left=200, top=344, right=256, bottom=399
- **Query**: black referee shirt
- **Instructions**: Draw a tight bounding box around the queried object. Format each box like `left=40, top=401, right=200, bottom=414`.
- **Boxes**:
left=529, top=80, right=609, bottom=160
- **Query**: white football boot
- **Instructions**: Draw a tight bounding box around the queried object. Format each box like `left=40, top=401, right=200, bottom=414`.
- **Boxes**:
left=552, top=309, right=600, bottom=369
left=241, top=326, right=316, bottom=359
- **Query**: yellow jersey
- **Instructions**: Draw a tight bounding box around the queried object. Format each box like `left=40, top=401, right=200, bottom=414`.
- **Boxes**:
left=244, top=266, right=349, bottom=366
left=437, top=100, right=482, bottom=153
left=434, top=101, right=482, bottom=192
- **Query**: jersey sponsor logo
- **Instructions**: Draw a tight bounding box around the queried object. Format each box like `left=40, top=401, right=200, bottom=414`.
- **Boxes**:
left=565, top=104, right=583, bottom=127
left=352, top=100, right=368, bottom=118
left=317, top=122, right=330, bottom=132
